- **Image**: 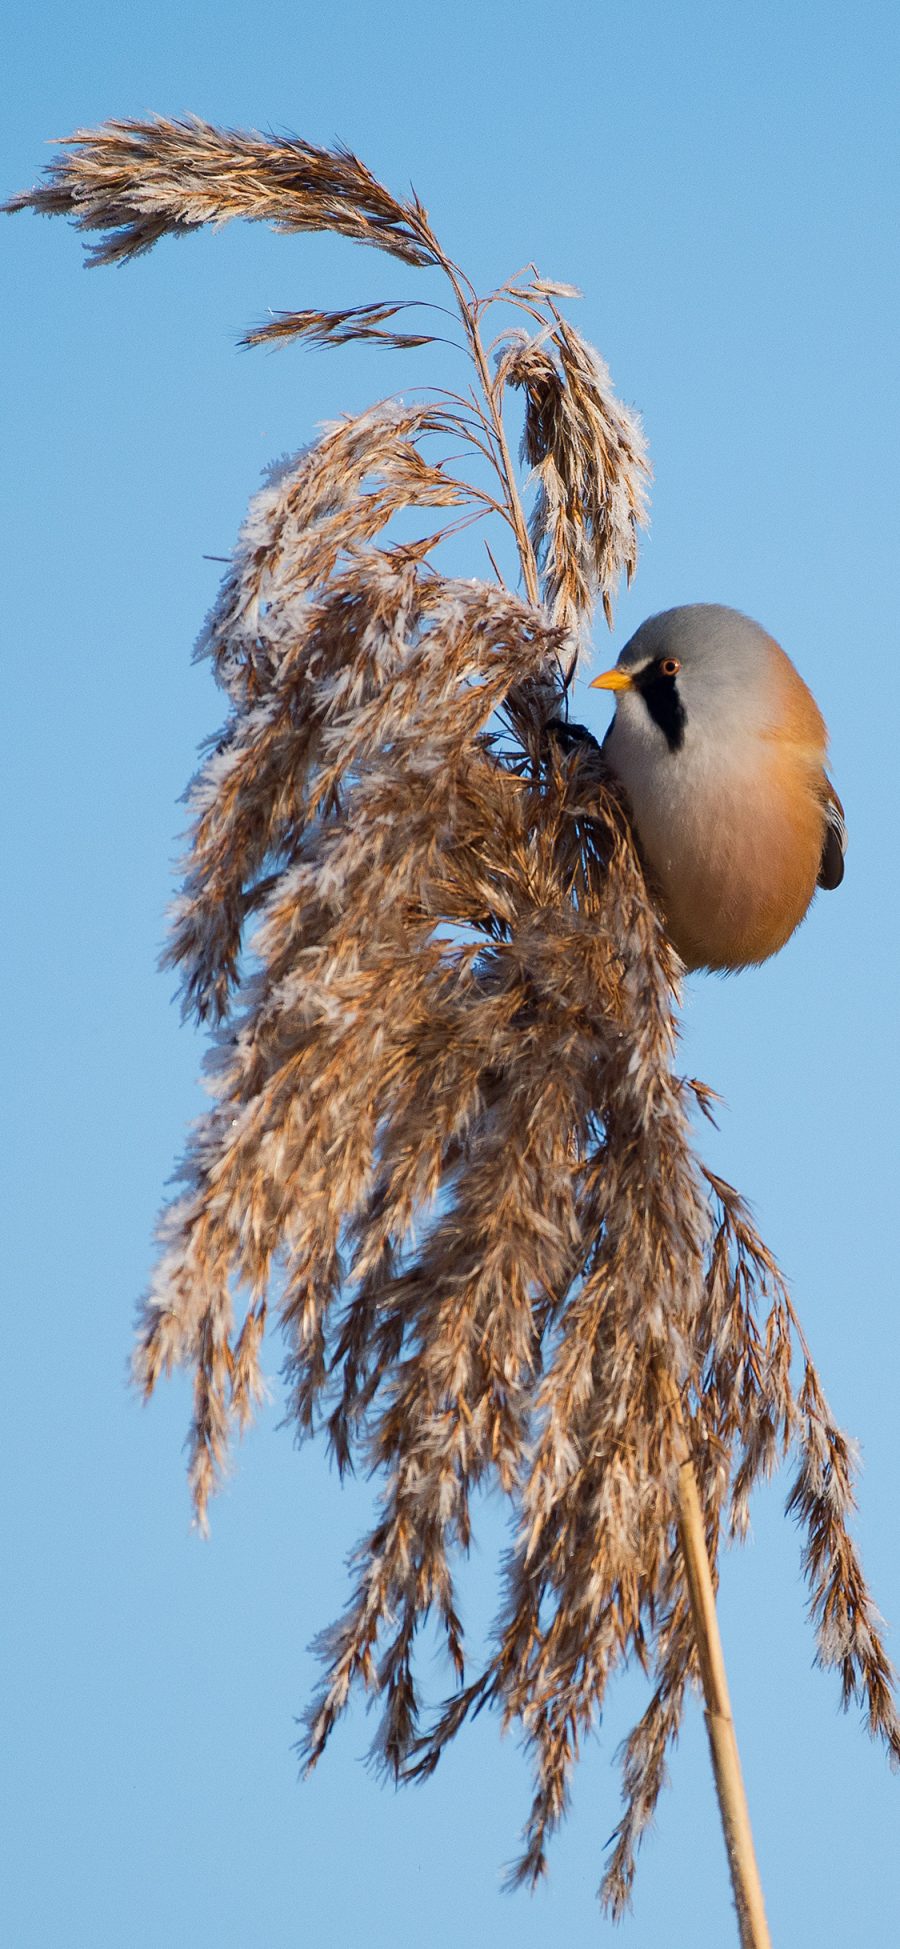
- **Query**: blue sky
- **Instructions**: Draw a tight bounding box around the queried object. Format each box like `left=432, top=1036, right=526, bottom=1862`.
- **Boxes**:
left=3, top=3, right=899, bottom=1943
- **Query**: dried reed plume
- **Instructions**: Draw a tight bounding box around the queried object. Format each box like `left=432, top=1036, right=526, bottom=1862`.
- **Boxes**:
left=8, top=118, right=897, bottom=1936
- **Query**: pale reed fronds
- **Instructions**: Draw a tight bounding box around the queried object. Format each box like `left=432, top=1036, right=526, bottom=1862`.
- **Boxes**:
left=10, top=118, right=897, bottom=1932
left=6, top=116, right=650, bottom=635
left=3, top=115, right=439, bottom=266
left=499, top=324, right=649, bottom=635
left=239, top=300, right=436, bottom=352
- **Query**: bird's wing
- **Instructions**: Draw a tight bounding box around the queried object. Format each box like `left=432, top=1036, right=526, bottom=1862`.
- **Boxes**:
left=817, top=779, right=846, bottom=890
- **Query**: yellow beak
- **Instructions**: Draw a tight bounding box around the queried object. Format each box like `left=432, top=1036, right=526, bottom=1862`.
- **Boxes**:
left=589, top=666, right=633, bottom=692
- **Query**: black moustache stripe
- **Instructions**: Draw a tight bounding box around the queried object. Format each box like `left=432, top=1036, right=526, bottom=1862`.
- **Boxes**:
left=633, top=664, right=687, bottom=753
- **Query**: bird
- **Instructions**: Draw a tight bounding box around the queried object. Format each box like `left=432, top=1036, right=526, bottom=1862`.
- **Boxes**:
left=589, top=604, right=845, bottom=972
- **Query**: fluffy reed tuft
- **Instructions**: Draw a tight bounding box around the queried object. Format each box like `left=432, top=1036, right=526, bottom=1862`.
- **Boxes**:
left=9, top=118, right=897, bottom=1920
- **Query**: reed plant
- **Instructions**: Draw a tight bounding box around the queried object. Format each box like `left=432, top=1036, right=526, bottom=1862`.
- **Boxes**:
left=8, top=118, right=897, bottom=1943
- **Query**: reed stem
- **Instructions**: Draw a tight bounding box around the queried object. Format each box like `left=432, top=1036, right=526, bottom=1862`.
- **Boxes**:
left=663, top=1372, right=772, bottom=1949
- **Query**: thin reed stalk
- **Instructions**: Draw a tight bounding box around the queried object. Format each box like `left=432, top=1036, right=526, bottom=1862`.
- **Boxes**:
left=7, top=118, right=897, bottom=1937
left=662, top=1370, right=771, bottom=1949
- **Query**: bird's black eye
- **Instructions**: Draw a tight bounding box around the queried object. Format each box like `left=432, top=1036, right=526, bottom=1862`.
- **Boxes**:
left=659, top=657, right=681, bottom=678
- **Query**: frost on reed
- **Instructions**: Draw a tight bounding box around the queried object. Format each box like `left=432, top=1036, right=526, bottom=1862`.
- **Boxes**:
left=9, top=117, right=898, bottom=1915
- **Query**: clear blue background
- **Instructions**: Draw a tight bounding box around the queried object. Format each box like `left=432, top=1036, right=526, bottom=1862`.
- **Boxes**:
left=3, top=4, right=898, bottom=1943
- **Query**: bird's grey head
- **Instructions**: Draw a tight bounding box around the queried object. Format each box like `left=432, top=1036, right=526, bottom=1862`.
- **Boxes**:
left=592, top=604, right=779, bottom=756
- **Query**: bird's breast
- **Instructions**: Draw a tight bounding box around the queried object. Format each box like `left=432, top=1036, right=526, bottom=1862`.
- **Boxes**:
left=607, top=726, right=828, bottom=970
